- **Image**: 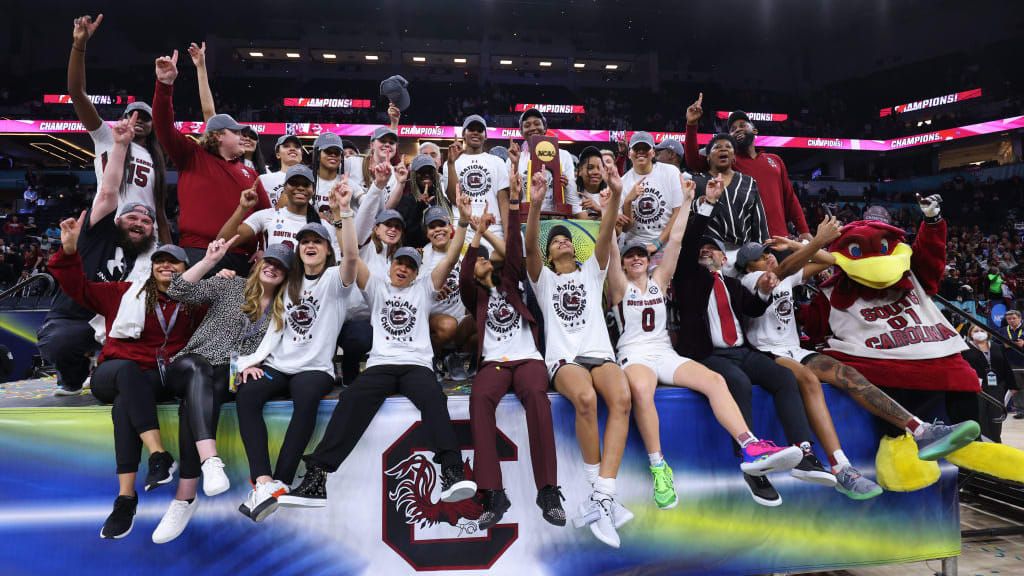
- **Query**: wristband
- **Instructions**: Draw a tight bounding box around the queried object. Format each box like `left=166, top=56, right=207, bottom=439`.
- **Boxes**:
left=458, top=220, right=470, bottom=228
left=338, top=209, right=355, bottom=219
left=924, top=214, right=943, bottom=224
left=331, top=219, right=344, bottom=229
left=653, top=239, right=664, bottom=251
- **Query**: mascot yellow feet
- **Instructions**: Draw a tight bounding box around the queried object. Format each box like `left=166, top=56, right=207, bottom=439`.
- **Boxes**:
left=946, top=441, right=1024, bottom=484
left=875, top=434, right=940, bottom=492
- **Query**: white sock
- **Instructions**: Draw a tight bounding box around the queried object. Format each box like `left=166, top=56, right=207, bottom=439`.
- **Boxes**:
left=799, top=441, right=812, bottom=454
left=831, top=449, right=851, bottom=473
left=594, top=476, right=616, bottom=498
left=648, top=452, right=665, bottom=467
left=583, top=462, right=601, bottom=486
left=908, top=417, right=927, bottom=437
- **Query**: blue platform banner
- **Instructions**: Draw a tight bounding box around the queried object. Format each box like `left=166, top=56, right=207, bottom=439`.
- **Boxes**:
left=0, top=386, right=960, bottom=575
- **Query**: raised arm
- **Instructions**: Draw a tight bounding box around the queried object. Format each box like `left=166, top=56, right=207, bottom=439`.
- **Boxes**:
left=605, top=234, right=627, bottom=306
left=911, top=194, right=947, bottom=294
left=525, top=169, right=547, bottom=283
left=68, top=14, right=104, bottom=131
left=187, top=42, right=216, bottom=121
left=152, top=50, right=195, bottom=168
left=387, top=103, right=401, bottom=132
left=169, top=236, right=239, bottom=303
left=502, top=156, right=524, bottom=279
left=50, top=211, right=122, bottom=315
left=184, top=235, right=239, bottom=283
left=460, top=221, right=486, bottom=312
left=432, top=185, right=471, bottom=290
left=90, top=113, right=136, bottom=226
left=444, top=141, right=462, bottom=206
left=330, top=179, right=361, bottom=287
left=766, top=215, right=841, bottom=281
left=216, top=187, right=259, bottom=244
left=354, top=162, right=392, bottom=245
left=385, top=163, right=409, bottom=210
left=653, top=175, right=696, bottom=289
left=683, top=93, right=710, bottom=172
left=594, top=155, right=624, bottom=269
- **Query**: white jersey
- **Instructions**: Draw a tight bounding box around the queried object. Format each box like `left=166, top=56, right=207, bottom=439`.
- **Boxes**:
left=445, top=152, right=508, bottom=240
left=363, top=274, right=436, bottom=370
left=530, top=255, right=615, bottom=369
left=482, top=287, right=543, bottom=363
left=614, top=278, right=673, bottom=352
left=742, top=271, right=802, bottom=351
left=619, top=162, right=684, bottom=246
left=823, top=273, right=967, bottom=360
left=89, top=123, right=159, bottom=231
left=512, top=148, right=582, bottom=215
left=266, top=267, right=352, bottom=375
left=422, top=244, right=465, bottom=319
left=243, top=207, right=307, bottom=251
left=259, top=171, right=286, bottom=206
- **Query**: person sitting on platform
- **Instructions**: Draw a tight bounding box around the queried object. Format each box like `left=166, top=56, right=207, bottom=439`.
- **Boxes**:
left=50, top=214, right=201, bottom=540
left=280, top=180, right=475, bottom=509
left=150, top=240, right=292, bottom=544
left=607, top=173, right=802, bottom=510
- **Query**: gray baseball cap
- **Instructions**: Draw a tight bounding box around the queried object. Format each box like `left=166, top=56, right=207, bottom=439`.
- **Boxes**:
left=379, top=75, right=411, bottom=111
left=488, top=146, right=509, bottom=161
left=655, top=138, right=684, bottom=157
left=285, top=164, right=314, bottom=184
left=123, top=102, right=153, bottom=118
left=275, top=134, right=302, bottom=149
left=393, top=246, right=422, bottom=269
left=206, top=114, right=245, bottom=132
left=314, top=132, right=343, bottom=150
left=629, top=131, right=655, bottom=149
left=462, top=114, right=487, bottom=132
left=262, top=243, right=294, bottom=271
left=410, top=154, right=435, bottom=173
left=371, top=126, right=398, bottom=142
left=519, top=107, right=546, bottom=128
left=152, top=244, right=189, bottom=264
left=423, top=205, right=450, bottom=226
left=296, top=222, right=331, bottom=242
left=117, top=202, right=157, bottom=220
left=375, top=209, right=405, bottom=227
left=621, top=239, right=649, bottom=258
left=735, top=242, right=769, bottom=272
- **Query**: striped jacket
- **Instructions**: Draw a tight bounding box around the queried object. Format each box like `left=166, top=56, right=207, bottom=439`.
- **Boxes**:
left=692, top=171, right=769, bottom=247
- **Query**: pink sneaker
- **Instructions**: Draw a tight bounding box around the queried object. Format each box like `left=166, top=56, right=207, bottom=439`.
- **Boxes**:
left=740, top=440, right=803, bottom=476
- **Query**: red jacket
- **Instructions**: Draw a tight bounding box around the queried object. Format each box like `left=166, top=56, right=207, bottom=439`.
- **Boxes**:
left=684, top=123, right=809, bottom=237
left=152, top=81, right=270, bottom=251
left=48, top=249, right=202, bottom=370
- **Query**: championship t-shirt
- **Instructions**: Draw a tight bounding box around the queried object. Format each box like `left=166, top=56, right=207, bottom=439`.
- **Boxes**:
left=483, top=287, right=543, bottom=363
left=89, top=123, right=159, bottom=231
left=422, top=244, right=465, bottom=319
left=266, top=267, right=352, bottom=375
left=258, top=171, right=286, bottom=206
left=363, top=274, right=436, bottom=369
left=742, top=271, right=802, bottom=351
left=619, top=162, right=684, bottom=246
left=445, top=152, right=509, bottom=240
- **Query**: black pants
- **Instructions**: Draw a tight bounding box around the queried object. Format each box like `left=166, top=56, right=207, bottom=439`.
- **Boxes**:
left=703, top=346, right=814, bottom=446
left=37, top=316, right=99, bottom=390
left=881, top=388, right=982, bottom=438
left=183, top=248, right=251, bottom=278
left=165, top=354, right=233, bottom=479
left=90, top=359, right=170, bottom=474
left=309, top=364, right=460, bottom=472
left=235, top=367, right=334, bottom=484
left=338, top=319, right=373, bottom=385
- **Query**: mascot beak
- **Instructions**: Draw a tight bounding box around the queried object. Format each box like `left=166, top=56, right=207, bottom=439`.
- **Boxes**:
left=831, top=243, right=912, bottom=289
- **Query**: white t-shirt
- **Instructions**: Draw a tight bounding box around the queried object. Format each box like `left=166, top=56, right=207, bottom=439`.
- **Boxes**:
left=742, top=271, right=802, bottom=352
left=242, top=207, right=341, bottom=258
left=266, top=267, right=352, bottom=375
left=363, top=274, right=436, bottom=369
left=512, top=148, right=582, bottom=215
left=530, top=255, right=615, bottom=369
left=89, top=123, right=159, bottom=230
left=619, top=163, right=684, bottom=246
left=445, top=153, right=508, bottom=239
left=259, top=171, right=287, bottom=206
left=422, top=244, right=465, bottom=319
left=615, top=279, right=673, bottom=352
left=483, top=287, right=543, bottom=363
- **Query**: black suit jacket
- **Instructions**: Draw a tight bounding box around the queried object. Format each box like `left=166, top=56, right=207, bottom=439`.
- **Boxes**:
left=671, top=210, right=772, bottom=361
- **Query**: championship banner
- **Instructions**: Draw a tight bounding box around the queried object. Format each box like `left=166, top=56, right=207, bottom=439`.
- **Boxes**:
left=2, top=114, right=1022, bottom=151
left=0, top=386, right=960, bottom=575
left=43, top=94, right=136, bottom=105
left=880, top=88, right=983, bottom=117
left=715, top=111, right=789, bottom=122
left=283, top=98, right=373, bottom=109
left=513, top=104, right=586, bottom=114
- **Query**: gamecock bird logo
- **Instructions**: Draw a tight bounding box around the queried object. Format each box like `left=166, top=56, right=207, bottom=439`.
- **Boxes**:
left=385, top=454, right=482, bottom=528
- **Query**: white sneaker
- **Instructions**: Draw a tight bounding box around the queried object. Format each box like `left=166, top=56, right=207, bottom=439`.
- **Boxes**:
left=152, top=498, right=198, bottom=544
left=201, top=456, right=230, bottom=497
left=265, top=479, right=289, bottom=498
left=239, top=482, right=279, bottom=523
left=585, top=494, right=621, bottom=548
left=611, top=499, right=634, bottom=529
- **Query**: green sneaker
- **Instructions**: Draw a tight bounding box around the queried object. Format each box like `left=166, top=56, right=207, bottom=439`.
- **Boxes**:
left=650, top=462, right=678, bottom=510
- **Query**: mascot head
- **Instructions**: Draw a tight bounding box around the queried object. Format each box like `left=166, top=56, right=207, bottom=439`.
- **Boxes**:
left=824, top=220, right=914, bottom=309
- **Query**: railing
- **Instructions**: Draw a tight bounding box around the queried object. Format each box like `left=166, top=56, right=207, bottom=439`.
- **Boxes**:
left=0, top=273, right=56, bottom=309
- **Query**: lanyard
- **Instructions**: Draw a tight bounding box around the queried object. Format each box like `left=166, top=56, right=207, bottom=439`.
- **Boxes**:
left=156, top=301, right=181, bottom=346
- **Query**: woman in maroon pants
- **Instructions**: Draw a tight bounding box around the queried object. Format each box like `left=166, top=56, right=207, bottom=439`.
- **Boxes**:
left=461, top=161, right=564, bottom=530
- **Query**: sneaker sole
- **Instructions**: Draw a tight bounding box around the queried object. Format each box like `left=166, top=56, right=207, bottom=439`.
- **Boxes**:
left=790, top=468, right=838, bottom=487
left=100, top=516, right=135, bottom=539
left=740, top=446, right=804, bottom=476
left=917, top=421, right=981, bottom=461
left=145, top=462, right=178, bottom=492
left=54, top=388, right=83, bottom=397
left=152, top=504, right=198, bottom=544
left=250, top=498, right=280, bottom=522
left=540, top=511, right=567, bottom=527
left=277, top=495, right=326, bottom=508
left=656, top=494, right=679, bottom=510
left=836, top=484, right=883, bottom=501
left=441, top=480, right=477, bottom=503
left=744, top=483, right=782, bottom=507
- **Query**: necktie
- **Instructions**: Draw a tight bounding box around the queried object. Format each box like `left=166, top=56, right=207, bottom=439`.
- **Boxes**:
left=713, top=272, right=738, bottom=346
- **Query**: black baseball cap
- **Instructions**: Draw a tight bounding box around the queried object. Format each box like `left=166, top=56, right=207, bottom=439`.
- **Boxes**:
left=727, top=110, right=750, bottom=129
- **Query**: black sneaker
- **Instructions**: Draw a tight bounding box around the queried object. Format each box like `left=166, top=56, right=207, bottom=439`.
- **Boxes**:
left=790, top=451, right=837, bottom=487
left=476, top=489, right=511, bottom=531
left=743, top=473, right=781, bottom=507
left=144, top=451, right=177, bottom=492
left=277, top=463, right=328, bottom=508
left=536, top=485, right=567, bottom=526
left=100, top=494, right=138, bottom=539
left=1014, top=411, right=1024, bottom=420
left=440, top=462, right=477, bottom=502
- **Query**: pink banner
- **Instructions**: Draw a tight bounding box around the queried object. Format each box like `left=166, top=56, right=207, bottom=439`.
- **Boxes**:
left=283, top=98, right=373, bottom=108
left=43, top=94, right=136, bottom=105
left=1, top=115, right=1020, bottom=152
left=715, top=111, right=789, bottom=122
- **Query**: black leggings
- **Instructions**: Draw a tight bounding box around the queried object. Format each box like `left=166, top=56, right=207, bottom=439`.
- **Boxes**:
left=166, top=354, right=233, bottom=479
left=90, top=359, right=170, bottom=474
left=235, top=367, right=334, bottom=484
left=309, top=364, right=460, bottom=472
